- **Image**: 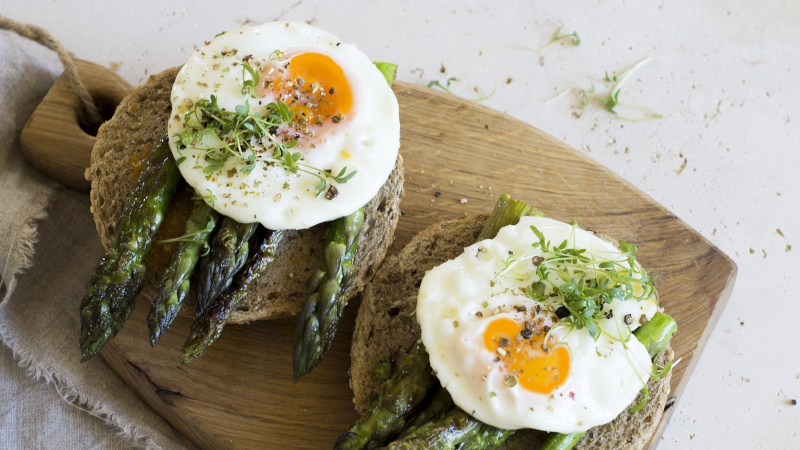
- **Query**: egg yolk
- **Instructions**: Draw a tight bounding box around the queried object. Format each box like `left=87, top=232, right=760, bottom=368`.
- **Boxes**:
left=260, top=52, right=353, bottom=125
left=483, top=317, right=570, bottom=394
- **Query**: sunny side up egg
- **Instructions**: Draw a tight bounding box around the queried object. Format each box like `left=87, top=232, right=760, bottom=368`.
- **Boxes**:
left=168, top=22, right=399, bottom=230
left=417, top=216, right=659, bottom=433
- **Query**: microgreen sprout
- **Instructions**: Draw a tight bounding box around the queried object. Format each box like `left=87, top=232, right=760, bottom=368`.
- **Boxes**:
left=489, top=222, right=668, bottom=414
left=521, top=22, right=581, bottom=52
left=472, top=82, right=497, bottom=102
left=158, top=219, right=216, bottom=256
left=492, top=223, right=657, bottom=340
left=549, top=57, right=662, bottom=121
left=192, top=188, right=217, bottom=208
left=626, top=349, right=673, bottom=414
left=175, top=70, right=356, bottom=197
left=629, top=387, right=650, bottom=414
left=427, top=77, right=496, bottom=102
left=240, top=62, right=261, bottom=98
left=269, top=49, right=285, bottom=61
left=427, top=77, right=459, bottom=94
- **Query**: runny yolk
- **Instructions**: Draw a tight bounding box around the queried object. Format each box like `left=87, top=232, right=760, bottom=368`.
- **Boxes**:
left=260, top=52, right=353, bottom=125
left=483, top=317, right=570, bottom=394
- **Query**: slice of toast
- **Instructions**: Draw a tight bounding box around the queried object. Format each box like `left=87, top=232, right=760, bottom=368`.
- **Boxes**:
left=86, top=67, right=404, bottom=323
left=350, top=214, right=672, bottom=449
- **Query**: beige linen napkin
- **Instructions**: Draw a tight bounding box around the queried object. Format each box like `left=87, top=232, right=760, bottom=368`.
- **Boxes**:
left=0, top=31, right=193, bottom=449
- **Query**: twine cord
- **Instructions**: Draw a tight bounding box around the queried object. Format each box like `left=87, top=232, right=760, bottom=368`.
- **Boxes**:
left=0, top=16, right=103, bottom=126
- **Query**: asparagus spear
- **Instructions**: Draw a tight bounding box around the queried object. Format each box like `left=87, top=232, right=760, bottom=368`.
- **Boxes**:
left=290, top=62, right=394, bottom=380
left=79, top=137, right=180, bottom=361
left=181, top=228, right=286, bottom=362
left=476, top=193, right=540, bottom=241
left=633, top=311, right=677, bottom=358
left=293, top=208, right=365, bottom=381
left=539, top=431, right=586, bottom=450
left=398, top=390, right=513, bottom=449
left=458, top=424, right=515, bottom=450
left=196, top=217, right=258, bottom=314
left=334, top=341, right=435, bottom=450
left=383, top=409, right=482, bottom=450
left=148, top=197, right=219, bottom=346
left=398, top=387, right=455, bottom=438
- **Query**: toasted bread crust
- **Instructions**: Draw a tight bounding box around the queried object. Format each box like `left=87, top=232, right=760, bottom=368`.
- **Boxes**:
left=87, top=67, right=404, bottom=323
left=350, top=214, right=673, bottom=449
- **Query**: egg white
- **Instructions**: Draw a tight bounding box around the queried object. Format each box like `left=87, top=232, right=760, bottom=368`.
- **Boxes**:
left=417, top=216, right=659, bottom=433
left=168, top=21, right=399, bottom=230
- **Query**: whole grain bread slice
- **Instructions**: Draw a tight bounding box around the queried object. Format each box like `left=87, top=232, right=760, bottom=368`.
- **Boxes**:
left=350, top=214, right=673, bottom=449
left=86, top=67, right=404, bottom=323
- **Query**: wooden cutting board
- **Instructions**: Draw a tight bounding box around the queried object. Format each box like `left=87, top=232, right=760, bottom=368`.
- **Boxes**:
left=95, top=81, right=736, bottom=449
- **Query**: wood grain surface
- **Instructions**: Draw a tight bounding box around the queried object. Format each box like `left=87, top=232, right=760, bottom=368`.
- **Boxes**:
left=20, top=60, right=132, bottom=192
left=96, top=82, right=736, bottom=449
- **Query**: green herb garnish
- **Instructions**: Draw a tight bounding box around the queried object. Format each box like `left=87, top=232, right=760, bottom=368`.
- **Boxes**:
left=269, top=49, right=285, bottom=61
left=159, top=218, right=216, bottom=256
left=550, top=57, right=662, bottom=121
left=174, top=63, right=356, bottom=197
left=240, top=62, right=261, bottom=98
left=427, top=77, right=495, bottom=102
left=493, top=223, right=657, bottom=340
left=192, top=188, right=217, bottom=208
left=628, top=360, right=673, bottom=413
left=427, top=77, right=459, bottom=94
left=521, top=22, right=580, bottom=51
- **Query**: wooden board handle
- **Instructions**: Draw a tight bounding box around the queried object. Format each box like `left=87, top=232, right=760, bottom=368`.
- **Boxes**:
left=19, top=59, right=133, bottom=192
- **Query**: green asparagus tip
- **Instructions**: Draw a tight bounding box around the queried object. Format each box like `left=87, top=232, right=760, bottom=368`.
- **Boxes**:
left=80, top=346, right=97, bottom=363
left=80, top=328, right=112, bottom=362
left=373, top=61, right=398, bottom=86
left=292, top=326, right=318, bottom=383
left=633, top=311, right=677, bottom=358
left=292, top=354, right=312, bottom=383
left=293, top=359, right=316, bottom=383
left=477, top=193, right=541, bottom=241
left=149, top=330, right=161, bottom=348
left=292, top=367, right=303, bottom=383
left=180, top=340, right=207, bottom=364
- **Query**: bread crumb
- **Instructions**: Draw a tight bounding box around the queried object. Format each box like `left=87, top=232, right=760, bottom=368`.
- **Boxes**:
left=460, top=198, right=468, bottom=204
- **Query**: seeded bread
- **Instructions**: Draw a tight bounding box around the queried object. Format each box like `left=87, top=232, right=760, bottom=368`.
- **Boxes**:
left=350, top=215, right=673, bottom=449
left=86, top=67, right=404, bottom=323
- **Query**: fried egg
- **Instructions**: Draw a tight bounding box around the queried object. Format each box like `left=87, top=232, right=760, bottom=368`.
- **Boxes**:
left=168, top=22, right=399, bottom=230
left=417, top=216, right=659, bottom=433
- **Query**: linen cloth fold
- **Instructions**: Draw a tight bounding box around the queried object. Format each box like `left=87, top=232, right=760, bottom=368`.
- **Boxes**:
left=0, top=31, right=193, bottom=449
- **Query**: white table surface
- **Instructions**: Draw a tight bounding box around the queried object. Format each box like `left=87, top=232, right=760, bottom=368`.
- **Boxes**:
left=4, top=1, right=799, bottom=448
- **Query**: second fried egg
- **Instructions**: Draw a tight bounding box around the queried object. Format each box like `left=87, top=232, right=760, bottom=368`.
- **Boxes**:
left=417, top=216, right=659, bottom=433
